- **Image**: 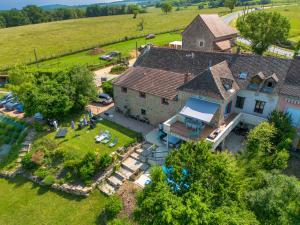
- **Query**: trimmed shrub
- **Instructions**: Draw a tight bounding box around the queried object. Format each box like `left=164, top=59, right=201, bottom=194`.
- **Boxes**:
left=105, top=195, right=123, bottom=220
left=110, top=65, right=128, bottom=74
left=43, top=175, right=56, bottom=186
left=21, top=152, right=38, bottom=170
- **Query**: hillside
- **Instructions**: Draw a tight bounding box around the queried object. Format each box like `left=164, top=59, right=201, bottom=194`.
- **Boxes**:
left=0, top=6, right=233, bottom=69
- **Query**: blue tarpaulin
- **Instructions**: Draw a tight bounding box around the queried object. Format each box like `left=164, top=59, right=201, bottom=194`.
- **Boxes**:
left=180, top=97, right=219, bottom=123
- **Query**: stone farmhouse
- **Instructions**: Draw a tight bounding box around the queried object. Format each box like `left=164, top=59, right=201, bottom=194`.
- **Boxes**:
left=113, top=15, right=300, bottom=151
left=182, top=14, right=237, bottom=52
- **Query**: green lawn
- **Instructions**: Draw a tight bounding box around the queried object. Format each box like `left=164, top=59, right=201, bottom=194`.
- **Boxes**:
left=31, top=31, right=182, bottom=70
left=34, top=119, right=138, bottom=159
left=267, top=5, right=300, bottom=42
left=0, top=6, right=238, bottom=69
left=0, top=177, right=107, bottom=225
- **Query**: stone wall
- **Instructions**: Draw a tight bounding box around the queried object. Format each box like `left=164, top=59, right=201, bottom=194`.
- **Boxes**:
left=182, top=17, right=215, bottom=52
left=114, top=85, right=185, bottom=125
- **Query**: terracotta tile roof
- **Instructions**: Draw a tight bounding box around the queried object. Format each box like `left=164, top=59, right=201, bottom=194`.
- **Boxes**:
left=179, top=61, right=239, bottom=100
left=215, top=40, right=231, bottom=51
left=113, top=66, right=189, bottom=100
left=135, top=47, right=296, bottom=97
left=199, top=14, right=237, bottom=38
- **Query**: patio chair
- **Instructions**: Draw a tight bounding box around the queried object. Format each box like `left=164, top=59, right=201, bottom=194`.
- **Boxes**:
left=95, top=130, right=110, bottom=143
left=109, top=138, right=118, bottom=148
left=101, top=134, right=111, bottom=144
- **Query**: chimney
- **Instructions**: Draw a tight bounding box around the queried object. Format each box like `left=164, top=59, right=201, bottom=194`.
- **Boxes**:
left=208, top=60, right=212, bottom=68
left=184, top=72, right=191, bottom=83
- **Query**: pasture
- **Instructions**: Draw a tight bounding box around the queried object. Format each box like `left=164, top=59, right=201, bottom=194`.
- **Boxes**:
left=0, top=6, right=235, bottom=69
left=267, top=5, right=300, bottom=42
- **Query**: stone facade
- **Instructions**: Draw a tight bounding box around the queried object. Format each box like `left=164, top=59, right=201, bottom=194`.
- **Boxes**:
left=182, top=16, right=236, bottom=52
left=182, top=17, right=216, bottom=52
left=114, top=85, right=186, bottom=125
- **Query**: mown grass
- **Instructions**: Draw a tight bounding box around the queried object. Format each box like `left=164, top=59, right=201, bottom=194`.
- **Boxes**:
left=34, top=119, right=138, bottom=159
left=0, top=6, right=238, bottom=69
left=31, top=31, right=182, bottom=70
left=0, top=176, right=107, bottom=225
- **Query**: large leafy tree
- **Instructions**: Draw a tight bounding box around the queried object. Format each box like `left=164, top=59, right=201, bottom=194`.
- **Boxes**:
left=237, top=11, right=290, bottom=55
left=134, top=141, right=258, bottom=225
left=23, top=5, right=48, bottom=24
left=9, top=66, right=97, bottom=119
left=161, top=2, right=173, bottom=14
left=224, top=0, right=237, bottom=12
left=245, top=171, right=300, bottom=225
left=240, top=122, right=289, bottom=173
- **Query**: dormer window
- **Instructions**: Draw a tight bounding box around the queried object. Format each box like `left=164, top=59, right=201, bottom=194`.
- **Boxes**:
left=248, top=73, right=264, bottom=90
left=261, top=73, right=278, bottom=93
left=221, top=78, right=233, bottom=91
left=239, top=72, right=248, bottom=79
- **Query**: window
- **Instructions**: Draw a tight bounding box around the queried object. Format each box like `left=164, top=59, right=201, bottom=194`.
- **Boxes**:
left=199, top=41, right=204, bottom=47
left=139, top=92, right=146, bottom=98
left=235, top=96, right=245, bottom=109
left=141, top=108, right=146, bottom=115
left=254, top=100, right=265, bottom=114
left=225, top=101, right=232, bottom=114
left=121, top=87, right=127, bottom=93
left=161, top=98, right=169, bottom=105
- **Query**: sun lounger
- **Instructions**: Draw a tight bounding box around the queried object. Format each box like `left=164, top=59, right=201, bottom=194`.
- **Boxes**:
left=101, top=134, right=111, bottom=144
left=55, top=128, right=68, bottom=138
left=109, top=138, right=118, bottom=148
left=95, top=130, right=110, bottom=143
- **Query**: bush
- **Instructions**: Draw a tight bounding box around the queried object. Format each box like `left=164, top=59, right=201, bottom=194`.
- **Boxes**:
left=78, top=152, right=98, bottom=183
left=43, top=175, right=56, bottom=186
left=99, top=153, right=113, bottom=169
left=110, top=65, right=128, bottom=74
left=102, top=80, right=113, bottom=97
left=105, top=195, right=123, bottom=220
left=34, top=167, right=49, bottom=179
left=21, top=152, right=38, bottom=170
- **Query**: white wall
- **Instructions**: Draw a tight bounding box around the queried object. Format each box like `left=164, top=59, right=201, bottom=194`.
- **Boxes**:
left=233, top=90, right=279, bottom=118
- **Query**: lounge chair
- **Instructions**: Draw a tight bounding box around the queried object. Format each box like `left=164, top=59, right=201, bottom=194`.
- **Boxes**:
left=96, top=130, right=110, bottom=143
left=109, top=138, right=118, bottom=148
left=101, top=134, right=111, bottom=144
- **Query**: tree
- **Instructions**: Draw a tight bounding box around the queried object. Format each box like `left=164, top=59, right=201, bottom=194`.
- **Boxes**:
left=105, top=195, right=123, bottom=220
left=9, top=65, right=97, bottom=119
left=23, top=5, right=48, bottom=24
left=237, top=11, right=290, bottom=55
left=0, top=15, right=6, bottom=28
left=240, top=122, right=289, bottom=173
left=268, top=110, right=296, bottom=146
left=161, top=2, right=173, bottom=14
left=293, top=41, right=300, bottom=59
left=245, top=171, right=300, bottom=225
left=224, top=0, right=237, bottom=12
left=134, top=141, right=258, bottom=225
left=5, top=9, right=30, bottom=27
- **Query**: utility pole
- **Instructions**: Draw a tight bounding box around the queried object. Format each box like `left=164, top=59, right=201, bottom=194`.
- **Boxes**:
left=135, top=41, right=138, bottom=58
left=34, top=48, right=39, bottom=67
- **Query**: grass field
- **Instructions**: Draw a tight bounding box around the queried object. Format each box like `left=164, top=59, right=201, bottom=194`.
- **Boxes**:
left=32, top=31, right=182, bottom=70
left=0, top=6, right=237, bottom=69
left=0, top=177, right=107, bottom=225
left=267, top=5, right=300, bottom=42
left=34, top=119, right=138, bottom=159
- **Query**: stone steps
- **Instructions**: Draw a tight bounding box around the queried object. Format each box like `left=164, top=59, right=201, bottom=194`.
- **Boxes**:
left=118, top=167, right=133, bottom=179
left=121, top=156, right=148, bottom=173
left=107, top=175, right=123, bottom=188
left=99, top=183, right=116, bottom=196
left=130, top=152, right=142, bottom=161
left=114, top=171, right=126, bottom=181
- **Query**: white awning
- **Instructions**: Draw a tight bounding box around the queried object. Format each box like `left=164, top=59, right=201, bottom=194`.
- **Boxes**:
left=180, top=98, right=219, bottom=123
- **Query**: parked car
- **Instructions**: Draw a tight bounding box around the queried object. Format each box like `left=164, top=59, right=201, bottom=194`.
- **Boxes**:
left=97, top=93, right=113, bottom=105
left=146, top=34, right=155, bottom=39
left=4, top=101, right=19, bottom=111
left=99, top=51, right=120, bottom=61
left=0, top=96, right=13, bottom=108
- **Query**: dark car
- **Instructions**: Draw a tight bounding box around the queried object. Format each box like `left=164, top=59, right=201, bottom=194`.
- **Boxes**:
left=99, top=51, right=120, bottom=61
left=97, top=93, right=113, bottom=105
left=146, top=34, right=155, bottom=39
